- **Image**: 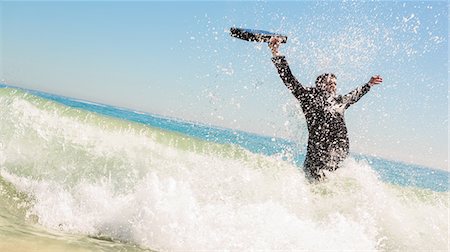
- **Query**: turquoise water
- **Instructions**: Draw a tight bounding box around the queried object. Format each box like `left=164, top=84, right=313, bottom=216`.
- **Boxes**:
left=5, top=83, right=447, bottom=192
left=0, top=84, right=448, bottom=251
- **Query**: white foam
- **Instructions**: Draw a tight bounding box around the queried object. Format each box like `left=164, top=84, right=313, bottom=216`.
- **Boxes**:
left=0, top=92, right=448, bottom=251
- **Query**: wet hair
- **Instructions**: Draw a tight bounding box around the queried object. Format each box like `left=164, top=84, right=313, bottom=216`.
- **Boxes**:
left=315, top=73, right=336, bottom=89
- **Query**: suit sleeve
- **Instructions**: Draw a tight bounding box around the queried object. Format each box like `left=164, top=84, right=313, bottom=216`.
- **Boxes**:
left=342, top=83, right=371, bottom=109
left=271, top=56, right=305, bottom=99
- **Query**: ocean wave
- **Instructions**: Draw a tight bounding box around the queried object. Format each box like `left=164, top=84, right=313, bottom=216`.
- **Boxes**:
left=0, top=88, right=448, bottom=251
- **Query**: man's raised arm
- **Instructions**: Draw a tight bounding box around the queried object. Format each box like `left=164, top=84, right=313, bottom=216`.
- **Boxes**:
left=269, top=37, right=305, bottom=99
left=343, top=75, right=383, bottom=109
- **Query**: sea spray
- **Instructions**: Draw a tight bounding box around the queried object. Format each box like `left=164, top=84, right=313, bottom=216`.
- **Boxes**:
left=0, top=88, right=448, bottom=251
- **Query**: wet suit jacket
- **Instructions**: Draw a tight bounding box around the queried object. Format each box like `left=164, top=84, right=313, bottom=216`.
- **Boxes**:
left=272, top=56, right=371, bottom=180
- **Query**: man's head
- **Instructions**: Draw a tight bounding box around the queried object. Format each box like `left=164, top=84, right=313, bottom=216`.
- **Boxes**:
left=315, top=73, right=337, bottom=93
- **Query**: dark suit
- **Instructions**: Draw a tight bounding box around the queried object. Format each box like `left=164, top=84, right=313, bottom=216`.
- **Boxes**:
left=272, top=56, right=371, bottom=180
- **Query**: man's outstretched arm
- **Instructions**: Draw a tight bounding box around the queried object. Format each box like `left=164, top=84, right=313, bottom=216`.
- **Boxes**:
left=269, top=37, right=305, bottom=99
left=343, top=75, right=383, bottom=108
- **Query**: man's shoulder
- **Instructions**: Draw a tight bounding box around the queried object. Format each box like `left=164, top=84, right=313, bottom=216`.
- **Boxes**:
left=298, top=86, right=316, bottom=98
left=305, top=86, right=316, bottom=93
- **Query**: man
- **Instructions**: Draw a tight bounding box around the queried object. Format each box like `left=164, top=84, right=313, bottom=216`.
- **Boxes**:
left=268, top=37, right=383, bottom=181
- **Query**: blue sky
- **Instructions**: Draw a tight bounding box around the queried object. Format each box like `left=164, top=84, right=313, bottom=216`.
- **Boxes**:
left=1, top=1, right=448, bottom=170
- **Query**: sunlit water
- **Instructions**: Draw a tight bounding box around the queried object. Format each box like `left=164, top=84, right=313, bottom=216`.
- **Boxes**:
left=0, top=85, right=448, bottom=251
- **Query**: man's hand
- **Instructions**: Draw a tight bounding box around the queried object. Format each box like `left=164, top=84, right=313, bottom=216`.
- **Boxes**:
left=269, top=37, right=283, bottom=57
left=369, top=75, right=383, bottom=86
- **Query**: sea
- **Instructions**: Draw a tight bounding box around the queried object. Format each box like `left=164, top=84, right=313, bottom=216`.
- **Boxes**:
left=0, top=83, right=448, bottom=251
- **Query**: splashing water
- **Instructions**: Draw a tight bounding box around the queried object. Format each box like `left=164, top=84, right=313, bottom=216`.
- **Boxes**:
left=0, top=87, right=448, bottom=251
left=1, top=1, right=448, bottom=251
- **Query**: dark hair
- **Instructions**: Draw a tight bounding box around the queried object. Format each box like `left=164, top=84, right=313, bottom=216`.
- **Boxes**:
left=315, top=73, right=336, bottom=88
